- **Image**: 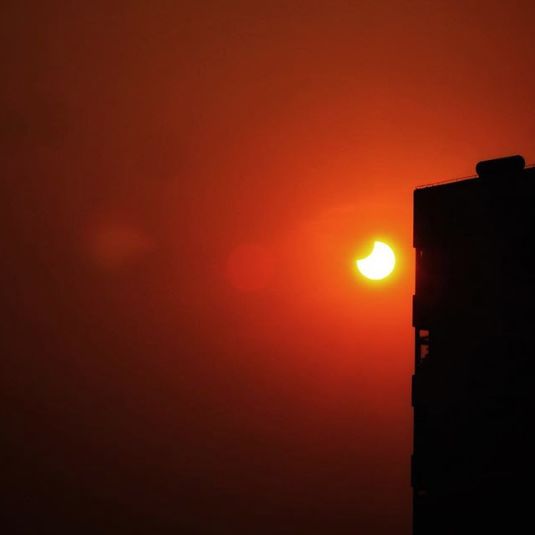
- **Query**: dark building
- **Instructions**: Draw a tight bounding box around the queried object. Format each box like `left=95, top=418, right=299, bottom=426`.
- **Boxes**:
left=412, top=155, right=535, bottom=534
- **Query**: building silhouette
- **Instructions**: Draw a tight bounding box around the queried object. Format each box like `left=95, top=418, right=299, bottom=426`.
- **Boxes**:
left=412, top=155, right=535, bottom=534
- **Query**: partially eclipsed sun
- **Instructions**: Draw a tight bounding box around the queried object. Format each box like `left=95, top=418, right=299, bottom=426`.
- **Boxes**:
left=356, top=241, right=396, bottom=280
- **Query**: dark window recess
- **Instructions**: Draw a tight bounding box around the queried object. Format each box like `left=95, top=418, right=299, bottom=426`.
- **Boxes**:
left=415, top=328, right=430, bottom=366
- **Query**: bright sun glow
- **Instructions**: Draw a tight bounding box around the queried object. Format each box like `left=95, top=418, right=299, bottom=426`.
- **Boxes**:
left=356, top=241, right=396, bottom=280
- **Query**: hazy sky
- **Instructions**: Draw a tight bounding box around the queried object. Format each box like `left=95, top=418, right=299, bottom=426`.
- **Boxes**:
left=2, top=1, right=535, bottom=533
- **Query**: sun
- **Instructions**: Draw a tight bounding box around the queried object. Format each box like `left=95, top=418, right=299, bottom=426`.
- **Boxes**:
left=356, top=241, right=396, bottom=280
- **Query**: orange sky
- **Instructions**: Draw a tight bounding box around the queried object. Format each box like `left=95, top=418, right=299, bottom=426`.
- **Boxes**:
left=2, top=1, right=535, bottom=533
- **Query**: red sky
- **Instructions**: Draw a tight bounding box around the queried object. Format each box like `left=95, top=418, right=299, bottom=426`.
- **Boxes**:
left=2, top=1, right=535, bottom=533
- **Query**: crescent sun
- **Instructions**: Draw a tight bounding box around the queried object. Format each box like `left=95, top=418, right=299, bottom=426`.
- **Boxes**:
left=356, top=241, right=396, bottom=280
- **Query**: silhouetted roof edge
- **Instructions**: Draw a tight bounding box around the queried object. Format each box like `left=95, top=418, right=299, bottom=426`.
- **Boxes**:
left=415, top=162, right=535, bottom=190
left=415, top=174, right=476, bottom=190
